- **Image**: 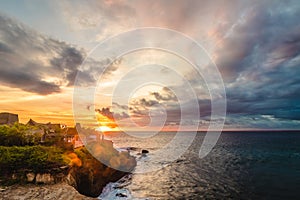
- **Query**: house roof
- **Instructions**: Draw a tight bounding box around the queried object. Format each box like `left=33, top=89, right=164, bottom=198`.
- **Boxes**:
left=27, top=118, right=39, bottom=126
left=27, top=119, right=61, bottom=128
left=66, top=127, right=78, bottom=136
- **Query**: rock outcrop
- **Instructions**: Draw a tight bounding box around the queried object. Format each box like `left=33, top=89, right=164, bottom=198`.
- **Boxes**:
left=0, top=140, right=136, bottom=198
left=67, top=141, right=136, bottom=197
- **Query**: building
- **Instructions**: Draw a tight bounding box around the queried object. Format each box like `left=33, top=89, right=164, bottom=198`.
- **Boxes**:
left=26, top=119, right=67, bottom=143
left=27, top=119, right=66, bottom=130
left=0, top=112, right=19, bottom=125
left=64, top=127, right=85, bottom=148
left=64, top=124, right=103, bottom=148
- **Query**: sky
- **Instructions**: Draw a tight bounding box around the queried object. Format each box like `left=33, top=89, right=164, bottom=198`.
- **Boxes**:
left=0, top=0, right=300, bottom=130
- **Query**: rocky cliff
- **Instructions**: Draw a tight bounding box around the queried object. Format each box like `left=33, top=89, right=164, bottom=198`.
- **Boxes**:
left=0, top=140, right=136, bottom=198
left=67, top=142, right=136, bottom=197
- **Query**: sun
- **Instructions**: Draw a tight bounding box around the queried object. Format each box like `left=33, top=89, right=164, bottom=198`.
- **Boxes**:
left=96, top=126, right=113, bottom=132
left=96, top=111, right=120, bottom=132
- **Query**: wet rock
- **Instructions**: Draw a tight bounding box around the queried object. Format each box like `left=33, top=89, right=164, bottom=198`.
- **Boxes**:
left=116, top=192, right=127, bottom=197
left=175, top=159, right=185, bottom=163
left=127, top=147, right=140, bottom=151
left=142, top=149, right=149, bottom=154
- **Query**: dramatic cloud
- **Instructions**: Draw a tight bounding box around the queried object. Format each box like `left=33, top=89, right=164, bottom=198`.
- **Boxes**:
left=214, top=2, right=300, bottom=81
left=0, top=14, right=118, bottom=95
left=1, top=0, right=300, bottom=128
left=50, top=46, right=85, bottom=86
left=220, top=2, right=300, bottom=126
left=151, top=87, right=177, bottom=102
left=94, top=0, right=300, bottom=128
left=95, top=107, right=129, bottom=121
left=0, top=15, right=62, bottom=94
left=0, top=66, right=61, bottom=95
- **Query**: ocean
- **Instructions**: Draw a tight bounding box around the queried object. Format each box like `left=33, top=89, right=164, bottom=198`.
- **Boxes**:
left=99, top=131, right=300, bottom=200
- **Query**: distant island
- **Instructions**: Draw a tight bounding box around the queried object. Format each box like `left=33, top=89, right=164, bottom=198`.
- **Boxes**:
left=0, top=112, right=136, bottom=199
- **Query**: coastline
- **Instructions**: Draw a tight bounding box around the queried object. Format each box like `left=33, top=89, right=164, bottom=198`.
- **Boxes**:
left=0, top=141, right=136, bottom=199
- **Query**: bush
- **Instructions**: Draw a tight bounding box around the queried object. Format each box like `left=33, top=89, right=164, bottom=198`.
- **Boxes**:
left=0, top=145, right=68, bottom=174
left=0, top=124, right=42, bottom=146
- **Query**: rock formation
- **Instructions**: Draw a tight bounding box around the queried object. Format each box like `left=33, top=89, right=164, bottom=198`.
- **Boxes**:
left=67, top=142, right=136, bottom=197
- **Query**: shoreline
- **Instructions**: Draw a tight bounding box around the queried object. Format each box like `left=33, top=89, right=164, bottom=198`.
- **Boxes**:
left=0, top=142, right=137, bottom=198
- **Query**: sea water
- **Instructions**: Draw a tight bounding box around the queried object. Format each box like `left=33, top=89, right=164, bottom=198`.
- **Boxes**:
left=100, top=131, right=300, bottom=200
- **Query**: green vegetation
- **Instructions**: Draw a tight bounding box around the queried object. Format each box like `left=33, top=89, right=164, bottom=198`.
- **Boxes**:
left=0, top=124, right=69, bottom=176
left=0, top=123, right=41, bottom=146
left=0, top=146, right=68, bottom=174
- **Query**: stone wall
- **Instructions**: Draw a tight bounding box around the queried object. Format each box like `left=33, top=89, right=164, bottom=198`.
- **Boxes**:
left=0, top=112, right=19, bottom=125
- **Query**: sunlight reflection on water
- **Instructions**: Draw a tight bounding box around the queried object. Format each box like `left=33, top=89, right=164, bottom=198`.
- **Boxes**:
left=102, top=131, right=300, bottom=199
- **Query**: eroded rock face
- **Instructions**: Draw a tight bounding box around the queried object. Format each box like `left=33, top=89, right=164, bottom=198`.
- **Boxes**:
left=36, top=173, right=54, bottom=184
left=0, top=140, right=136, bottom=198
left=67, top=143, right=136, bottom=198
left=26, top=173, right=35, bottom=182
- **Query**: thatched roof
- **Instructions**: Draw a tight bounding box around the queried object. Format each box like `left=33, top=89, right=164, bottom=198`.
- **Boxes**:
left=27, top=118, right=39, bottom=126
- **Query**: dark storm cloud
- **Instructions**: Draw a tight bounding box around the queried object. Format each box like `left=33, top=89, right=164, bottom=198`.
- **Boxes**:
left=95, top=107, right=129, bottom=120
left=0, top=14, right=61, bottom=94
left=50, top=47, right=85, bottom=86
left=112, top=102, right=128, bottom=110
left=0, top=14, right=117, bottom=95
left=111, top=95, right=212, bottom=126
left=200, top=1, right=300, bottom=127
left=53, top=0, right=300, bottom=128
left=95, top=107, right=114, bottom=120
left=138, top=98, right=159, bottom=107
left=0, top=65, right=60, bottom=95
left=214, top=1, right=300, bottom=82
left=151, top=87, right=177, bottom=102
left=93, top=0, right=300, bottom=128
left=223, top=12, right=300, bottom=121
left=51, top=0, right=300, bottom=128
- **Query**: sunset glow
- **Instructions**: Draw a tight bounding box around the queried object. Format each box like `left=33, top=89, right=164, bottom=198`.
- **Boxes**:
left=96, top=126, right=116, bottom=132
left=1, top=1, right=300, bottom=199
left=0, top=0, right=299, bottom=131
